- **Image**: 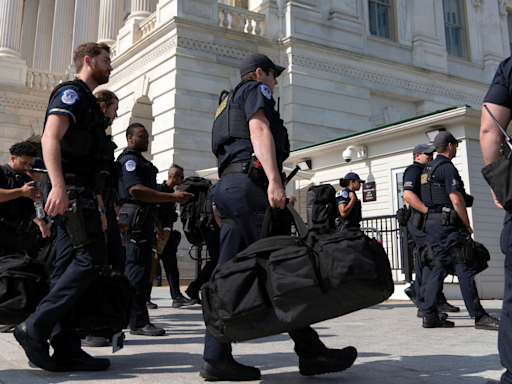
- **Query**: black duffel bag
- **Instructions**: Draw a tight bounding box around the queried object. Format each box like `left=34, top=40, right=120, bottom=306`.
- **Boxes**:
left=202, top=203, right=394, bottom=344
left=0, top=234, right=57, bottom=325
left=73, top=266, right=138, bottom=337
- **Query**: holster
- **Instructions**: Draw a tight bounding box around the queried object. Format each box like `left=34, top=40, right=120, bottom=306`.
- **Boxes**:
left=411, top=210, right=424, bottom=229
left=63, top=192, right=104, bottom=248
left=450, top=233, right=474, bottom=264
left=247, top=154, right=266, bottom=181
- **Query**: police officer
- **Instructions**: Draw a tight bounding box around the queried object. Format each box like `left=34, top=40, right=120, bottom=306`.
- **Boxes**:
left=480, top=56, right=512, bottom=384
left=185, top=183, right=221, bottom=303
left=201, top=53, right=357, bottom=381
left=151, top=164, right=194, bottom=308
left=14, top=42, right=115, bottom=371
left=402, top=144, right=459, bottom=316
left=336, top=172, right=364, bottom=230
left=118, top=123, right=192, bottom=337
left=420, top=131, right=499, bottom=330
left=0, top=142, right=44, bottom=256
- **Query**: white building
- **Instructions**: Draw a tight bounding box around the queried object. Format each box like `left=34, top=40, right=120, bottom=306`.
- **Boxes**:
left=0, top=0, right=510, bottom=293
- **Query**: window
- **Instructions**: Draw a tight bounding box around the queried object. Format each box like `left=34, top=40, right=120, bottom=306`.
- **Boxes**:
left=368, top=0, right=395, bottom=40
left=507, top=12, right=512, bottom=54
left=443, top=0, right=468, bottom=59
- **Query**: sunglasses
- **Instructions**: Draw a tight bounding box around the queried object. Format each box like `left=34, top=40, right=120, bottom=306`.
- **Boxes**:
left=420, top=153, right=434, bottom=157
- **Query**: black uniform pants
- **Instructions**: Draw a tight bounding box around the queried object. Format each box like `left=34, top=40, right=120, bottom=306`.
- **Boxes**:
left=158, top=236, right=181, bottom=300
left=187, top=227, right=220, bottom=295
left=203, top=172, right=328, bottom=361
left=25, top=192, right=107, bottom=357
left=422, top=220, right=486, bottom=319
left=499, top=212, right=512, bottom=384
left=106, top=206, right=125, bottom=273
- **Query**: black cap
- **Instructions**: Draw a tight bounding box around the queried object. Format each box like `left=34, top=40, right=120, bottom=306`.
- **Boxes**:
left=433, top=131, right=461, bottom=148
left=239, top=53, right=285, bottom=78
left=413, top=144, right=435, bottom=155
left=345, top=172, right=365, bottom=183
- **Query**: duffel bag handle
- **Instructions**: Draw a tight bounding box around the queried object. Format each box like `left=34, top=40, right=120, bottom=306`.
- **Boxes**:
left=260, top=202, right=308, bottom=239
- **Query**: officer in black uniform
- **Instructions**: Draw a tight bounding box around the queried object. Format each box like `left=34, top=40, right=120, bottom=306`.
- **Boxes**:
left=480, top=56, right=512, bottom=384
left=0, top=142, right=41, bottom=256
left=151, top=164, right=194, bottom=308
left=185, top=183, right=221, bottom=303
left=335, top=172, right=364, bottom=230
left=420, top=131, right=499, bottom=330
left=402, top=144, right=459, bottom=316
left=117, top=123, right=192, bottom=337
left=14, top=42, right=115, bottom=372
left=200, top=53, right=357, bottom=381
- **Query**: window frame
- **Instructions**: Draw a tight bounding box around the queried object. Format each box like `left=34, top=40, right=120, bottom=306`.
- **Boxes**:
left=368, top=0, right=397, bottom=42
left=507, top=9, right=512, bottom=56
left=442, top=0, right=470, bottom=61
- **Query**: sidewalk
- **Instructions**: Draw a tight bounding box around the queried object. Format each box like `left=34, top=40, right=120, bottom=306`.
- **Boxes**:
left=0, top=288, right=504, bottom=383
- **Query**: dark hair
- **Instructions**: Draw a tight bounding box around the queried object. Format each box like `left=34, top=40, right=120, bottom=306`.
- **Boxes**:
left=126, top=123, right=146, bottom=138
left=339, top=178, right=350, bottom=188
left=9, top=142, right=37, bottom=158
left=241, top=68, right=271, bottom=82
left=74, top=42, right=110, bottom=73
left=94, top=90, right=118, bottom=107
left=169, top=164, right=184, bottom=175
left=435, top=145, right=448, bottom=153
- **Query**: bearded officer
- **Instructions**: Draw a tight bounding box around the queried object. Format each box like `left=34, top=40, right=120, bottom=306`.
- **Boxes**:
left=200, top=53, right=357, bottom=381
left=480, top=56, right=512, bottom=384
left=14, top=42, right=115, bottom=371
left=421, top=131, right=499, bottom=330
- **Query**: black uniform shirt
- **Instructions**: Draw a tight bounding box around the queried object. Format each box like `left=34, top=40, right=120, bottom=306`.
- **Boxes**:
left=0, top=164, right=34, bottom=224
left=403, top=162, right=424, bottom=197
left=335, top=187, right=362, bottom=225
left=428, top=155, right=465, bottom=213
left=484, top=57, right=512, bottom=108
left=118, top=149, right=157, bottom=203
left=217, top=81, right=276, bottom=175
left=158, top=182, right=177, bottom=228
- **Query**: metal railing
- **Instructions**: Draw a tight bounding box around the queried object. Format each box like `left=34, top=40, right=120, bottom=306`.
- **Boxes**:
left=189, top=243, right=211, bottom=277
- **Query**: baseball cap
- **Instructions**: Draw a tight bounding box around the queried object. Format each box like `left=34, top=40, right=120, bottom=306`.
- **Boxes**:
left=239, top=53, right=286, bottom=77
left=345, top=172, right=365, bottom=183
left=413, top=143, right=435, bottom=156
left=433, top=131, right=461, bottom=148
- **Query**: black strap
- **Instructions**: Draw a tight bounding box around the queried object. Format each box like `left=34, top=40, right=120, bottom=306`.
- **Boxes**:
left=260, top=203, right=308, bottom=239
left=221, top=162, right=248, bottom=177
left=426, top=213, right=443, bottom=220
left=221, top=218, right=238, bottom=226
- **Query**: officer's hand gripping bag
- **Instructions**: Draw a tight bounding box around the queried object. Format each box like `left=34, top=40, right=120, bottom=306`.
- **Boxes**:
left=482, top=142, right=512, bottom=210
left=202, top=203, right=394, bottom=343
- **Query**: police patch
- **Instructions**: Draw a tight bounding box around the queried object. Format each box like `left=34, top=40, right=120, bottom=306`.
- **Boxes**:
left=61, top=89, right=79, bottom=105
left=260, top=84, right=272, bottom=100
left=125, top=160, right=136, bottom=172
left=341, top=190, right=349, bottom=198
left=404, top=181, right=413, bottom=188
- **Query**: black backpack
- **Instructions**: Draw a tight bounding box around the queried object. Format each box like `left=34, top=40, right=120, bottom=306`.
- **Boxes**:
left=199, top=184, right=220, bottom=234
left=306, top=184, right=336, bottom=230
left=177, top=177, right=212, bottom=245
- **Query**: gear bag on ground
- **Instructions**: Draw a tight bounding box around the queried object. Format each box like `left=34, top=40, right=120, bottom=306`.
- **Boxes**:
left=202, top=203, right=394, bottom=343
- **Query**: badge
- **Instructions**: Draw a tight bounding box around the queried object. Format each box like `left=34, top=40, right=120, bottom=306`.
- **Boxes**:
left=260, top=84, right=272, bottom=100
left=341, top=190, right=349, bottom=198
left=61, top=89, right=79, bottom=105
left=421, top=174, right=428, bottom=184
left=125, top=160, right=137, bottom=172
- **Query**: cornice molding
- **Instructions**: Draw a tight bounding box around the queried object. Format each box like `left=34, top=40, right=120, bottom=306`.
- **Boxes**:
left=0, top=97, right=46, bottom=111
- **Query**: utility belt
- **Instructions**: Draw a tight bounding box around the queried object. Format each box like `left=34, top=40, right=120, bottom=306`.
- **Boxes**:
left=64, top=171, right=109, bottom=195
left=221, top=156, right=285, bottom=183
left=122, top=203, right=158, bottom=228
left=426, top=207, right=463, bottom=227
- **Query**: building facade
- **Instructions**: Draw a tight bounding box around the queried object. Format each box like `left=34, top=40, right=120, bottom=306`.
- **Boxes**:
left=0, top=0, right=510, bottom=291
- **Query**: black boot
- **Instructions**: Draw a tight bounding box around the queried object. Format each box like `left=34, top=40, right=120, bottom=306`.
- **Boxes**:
left=299, top=347, right=357, bottom=376
left=200, top=359, right=261, bottom=381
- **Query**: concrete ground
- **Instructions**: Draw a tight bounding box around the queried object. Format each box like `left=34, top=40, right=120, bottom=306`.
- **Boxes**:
left=0, top=288, right=505, bottom=384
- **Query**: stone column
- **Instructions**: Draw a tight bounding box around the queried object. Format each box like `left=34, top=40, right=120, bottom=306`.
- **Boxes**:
left=32, top=0, right=56, bottom=70
left=68, top=0, right=100, bottom=74
left=98, top=0, right=123, bottom=45
left=0, top=0, right=24, bottom=59
left=20, top=0, right=39, bottom=66
left=129, top=0, right=157, bottom=20
left=0, top=0, right=27, bottom=86
left=49, top=0, right=75, bottom=73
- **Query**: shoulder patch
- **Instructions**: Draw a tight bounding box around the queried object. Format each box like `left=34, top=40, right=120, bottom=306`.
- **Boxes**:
left=60, top=89, right=79, bottom=105
left=259, top=84, right=272, bottom=100
left=421, top=174, right=428, bottom=184
left=341, top=190, right=349, bottom=198
left=125, top=160, right=137, bottom=172
left=404, top=181, right=413, bottom=188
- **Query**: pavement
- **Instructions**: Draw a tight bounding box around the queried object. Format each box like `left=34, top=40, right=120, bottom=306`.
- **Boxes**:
left=0, top=288, right=505, bottom=384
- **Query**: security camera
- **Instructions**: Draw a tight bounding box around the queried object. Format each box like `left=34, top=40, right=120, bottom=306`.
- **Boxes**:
left=342, top=148, right=353, bottom=163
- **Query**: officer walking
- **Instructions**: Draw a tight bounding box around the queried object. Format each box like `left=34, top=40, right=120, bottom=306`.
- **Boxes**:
left=201, top=53, right=357, bottom=381
left=336, top=172, right=364, bottom=230
left=14, top=42, right=115, bottom=371
left=480, top=56, right=512, bottom=384
left=0, top=142, right=45, bottom=256
left=420, top=131, right=499, bottom=330
left=118, top=123, right=192, bottom=337
left=151, top=164, right=194, bottom=308
left=402, top=144, right=459, bottom=315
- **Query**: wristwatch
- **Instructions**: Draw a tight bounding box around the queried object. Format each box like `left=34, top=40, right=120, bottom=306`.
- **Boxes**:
left=99, top=206, right=107, bottom=214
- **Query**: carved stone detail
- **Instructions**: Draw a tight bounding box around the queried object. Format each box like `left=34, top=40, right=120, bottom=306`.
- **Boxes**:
left=0, top=97, right=47, bottom=111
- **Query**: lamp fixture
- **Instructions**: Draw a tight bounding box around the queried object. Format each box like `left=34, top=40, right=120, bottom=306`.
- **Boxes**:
left=425, top=127, right=446, bottom=143
left=297, top=160, right=312, bottom=170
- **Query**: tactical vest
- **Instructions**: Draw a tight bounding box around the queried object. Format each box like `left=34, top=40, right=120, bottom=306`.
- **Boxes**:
left=47, top=79, right=113, bottom=175
left=116, top=148, right=158, bottom=204
left=0, top=165, right=34, bottom=229
left=420, top=159, right=454, bottom=208
left=211, top=80, right=290, bottom=171
left=335, top=187, right=362, bottom=227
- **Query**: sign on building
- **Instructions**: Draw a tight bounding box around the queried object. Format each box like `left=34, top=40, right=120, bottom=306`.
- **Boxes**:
left=363, top=181, right=376, bottom=202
